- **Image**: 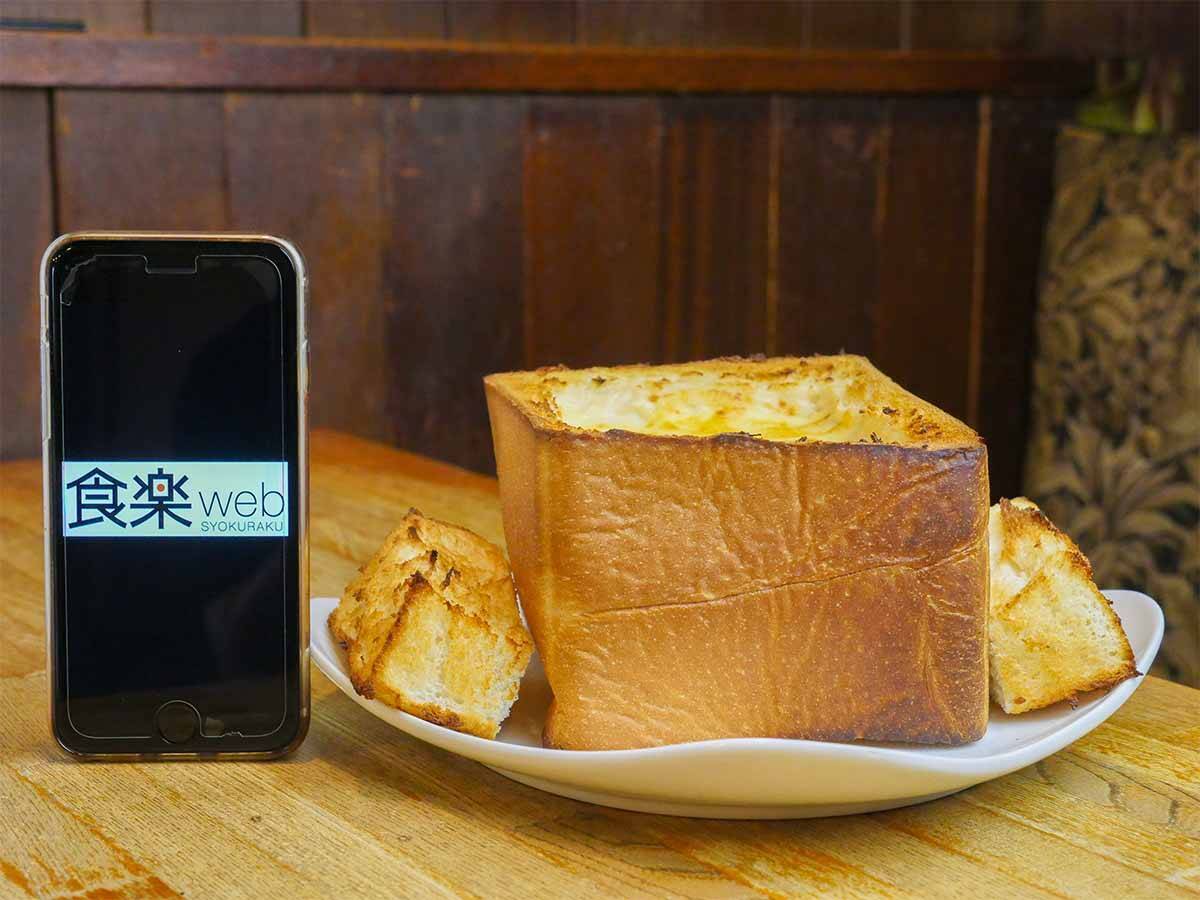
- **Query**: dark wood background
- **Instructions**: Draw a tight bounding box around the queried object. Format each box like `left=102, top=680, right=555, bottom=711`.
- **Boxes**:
left=2, top=1, right=1197, bottom=501
left=2, top=0, right=1197, bottom=52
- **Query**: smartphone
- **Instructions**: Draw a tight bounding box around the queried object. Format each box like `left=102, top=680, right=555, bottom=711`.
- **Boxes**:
left=41, top=233, right=309, bottom=758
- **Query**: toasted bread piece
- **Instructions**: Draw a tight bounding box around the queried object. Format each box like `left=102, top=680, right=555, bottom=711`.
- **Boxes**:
left=330, top=509, right=532, bottom=738
left=330, top=523, right=426, bottom=648
left=988, top=498, right=1137, bottom=714
left=367, top=571, right=533, bottom=739
left=486, top=355, right=990, bottom=749
left=348, top=555, right=444, bottom=695
left=330, top=508, right=510, bottom=647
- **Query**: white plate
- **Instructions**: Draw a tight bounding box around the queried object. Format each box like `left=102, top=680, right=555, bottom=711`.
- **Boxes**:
left=311, top=590, right=1162, bottom=819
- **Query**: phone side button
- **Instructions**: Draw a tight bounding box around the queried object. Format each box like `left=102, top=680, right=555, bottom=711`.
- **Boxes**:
left=301, top=339, right=310, bottom=400
left=40, top=342, right=50, bottom=441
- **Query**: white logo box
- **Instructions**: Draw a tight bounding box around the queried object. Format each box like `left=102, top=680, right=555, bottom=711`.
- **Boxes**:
left=62, top=461, right=289, bottom=537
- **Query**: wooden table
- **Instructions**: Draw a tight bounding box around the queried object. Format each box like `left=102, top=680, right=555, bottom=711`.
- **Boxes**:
left=2, top=431, right=1197, bottom=898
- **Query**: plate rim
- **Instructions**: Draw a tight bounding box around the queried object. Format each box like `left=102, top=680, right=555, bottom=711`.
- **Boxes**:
left=481, top=767, right=969, bottom=818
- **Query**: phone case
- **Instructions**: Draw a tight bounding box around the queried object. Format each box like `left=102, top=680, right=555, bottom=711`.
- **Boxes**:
left=40, top=232, right=310, bottom=760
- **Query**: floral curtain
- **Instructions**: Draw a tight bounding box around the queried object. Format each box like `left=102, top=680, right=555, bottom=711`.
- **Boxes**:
left=1025, top=127, right=1199, bottom=686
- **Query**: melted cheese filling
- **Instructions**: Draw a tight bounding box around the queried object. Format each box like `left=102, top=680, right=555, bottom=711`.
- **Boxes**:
left=552, top=371, right=902, bottom=443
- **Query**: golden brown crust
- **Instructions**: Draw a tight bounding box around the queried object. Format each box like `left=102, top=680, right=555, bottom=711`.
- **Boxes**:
left=541, top=539, right=988, bottom=749
left=485, top=355, right=990, bottom=749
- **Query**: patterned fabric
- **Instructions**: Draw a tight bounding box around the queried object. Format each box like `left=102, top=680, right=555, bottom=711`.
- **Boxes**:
left=1024, top=127, right=1199, bottom=686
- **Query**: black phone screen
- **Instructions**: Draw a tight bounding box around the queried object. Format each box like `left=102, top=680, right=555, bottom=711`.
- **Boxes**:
left=46, top=238, right=304, bottom=754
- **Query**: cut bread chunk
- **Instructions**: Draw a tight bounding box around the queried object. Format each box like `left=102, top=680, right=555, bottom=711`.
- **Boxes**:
left=368, top=573, right=532, bottom=739
left=330, top=509, right=532, bottom=739
left=988, top=497, right=1137, bottom=714
left=330, top=508, right=510, bottom=647
left=348, top=555, right=443, bottom=696
left=485, top=355, right=990, bottom=749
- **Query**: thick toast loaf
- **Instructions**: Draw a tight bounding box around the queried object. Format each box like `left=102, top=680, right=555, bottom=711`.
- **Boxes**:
left=485, top=355, right=990, bottom=749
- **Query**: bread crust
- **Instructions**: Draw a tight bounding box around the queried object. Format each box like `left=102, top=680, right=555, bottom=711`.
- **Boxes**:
left=485, top=355, right=990, bottom=749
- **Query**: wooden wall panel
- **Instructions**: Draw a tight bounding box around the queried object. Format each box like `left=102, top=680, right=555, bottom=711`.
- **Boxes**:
left=447, top=1, right=574, bottom=43
left=383, top=95, right=524, bottom=473
left=910, top=1, right=1034, bottom=51
left=873, top=98, right=979, bottom=421
left=576, top=1, right=704, bottom=47
left=774, top=97, right=886, bottom=359
left=1036, top=0, right=1129, bottom=55
left=224, top=94, right=390, bottom=443
left=702, top=1, right=807, bottom=48
left=523, top=97, right=665, bottom=368
left=305, top=1, right=445, bottom=39
left=1124, top=0, right=1200, bottom=58
left=1, top=7, right=1116, bottom=477
left=55, top=90, right=227, bottom=230
left=809, top=0, right=901, bottom=50
left=974, top=97, right=1071, bottom=500
left=662, top=97, right=769, bottom=361
left=0, top=90, right=52, bottom=460
left=149, top=0, right=302, bottom=35
left=0, top=1, right=147, bottom=32
left=577, top=0, right=806, bottom=48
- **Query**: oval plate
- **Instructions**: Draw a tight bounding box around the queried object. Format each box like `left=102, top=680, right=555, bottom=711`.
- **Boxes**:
left=311, top=590, right=1162, bottom=819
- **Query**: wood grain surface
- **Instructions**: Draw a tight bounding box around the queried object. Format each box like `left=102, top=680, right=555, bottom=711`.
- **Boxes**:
left=972, top=96, right=1074, bottom=503
left=523, top=97, right=665, bottom=368
left=873, top=97, right=979, bottom=422
left=0, top=32, right=1095, bottom=94
left=576, top=0, right=706, bottom=48
left=0, top=32, right=1088, bottom=497
left=305, top=0, right=446, bottom=40
left=3, top=0, right=1192, bottom=63
left=808, top=0, right=902, bottom=50
left=0, top=89, right=52, bottom=462
left=909, top=0, right=1032, bottom=53
left=2, top=0, right=1188, bottom=129
left=447, top=0, right=575, bottom=44
left=54, top=89, right=228, bottom=232
left=383, top=94, right=525, bottom=472
left=224, top=91, right=392, bottom=445
left=0, top=431, right=1197, bottom=898
left=147, top=0, right=303, bottom=36
left=773, top=96, right=886, bottom=359
left=661, top=96, right=770, bottom=361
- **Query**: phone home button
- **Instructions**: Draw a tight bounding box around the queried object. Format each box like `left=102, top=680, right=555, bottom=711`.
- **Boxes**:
left=155, top=701, right=200, bottom=744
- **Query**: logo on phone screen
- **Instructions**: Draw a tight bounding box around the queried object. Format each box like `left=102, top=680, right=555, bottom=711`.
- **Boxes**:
left=62, top=462, right=288, bottom=537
